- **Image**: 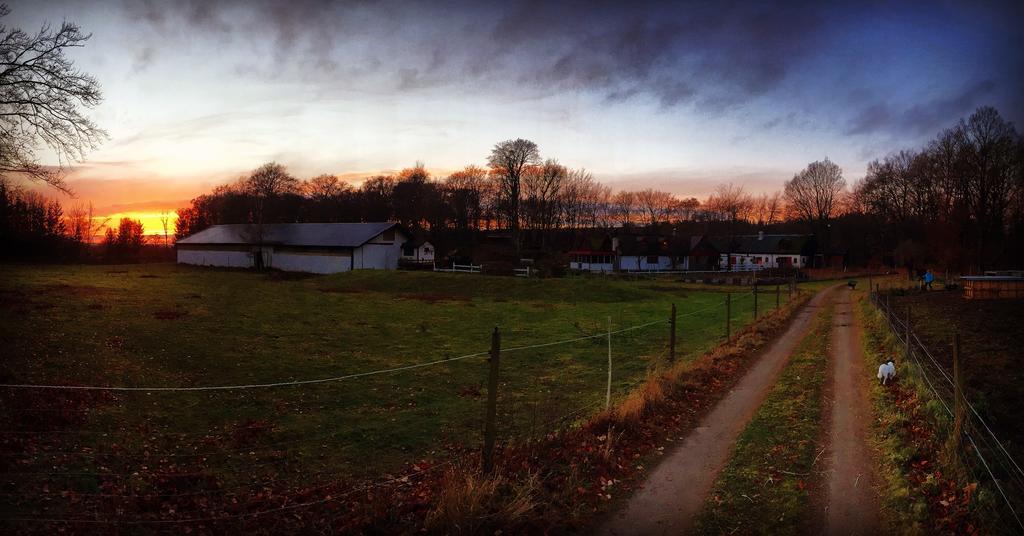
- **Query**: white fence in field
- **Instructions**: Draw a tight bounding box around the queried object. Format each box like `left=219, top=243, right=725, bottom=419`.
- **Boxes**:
left=433, top=263, right=483, bottom=274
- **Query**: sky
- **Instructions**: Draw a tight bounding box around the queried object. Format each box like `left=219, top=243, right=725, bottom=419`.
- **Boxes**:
left=7, top=0, right=1023, bottom=232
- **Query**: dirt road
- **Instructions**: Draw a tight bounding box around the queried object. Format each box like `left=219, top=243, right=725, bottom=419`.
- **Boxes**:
left=822, top=289, right=880, bottom=534
left=601, top=288, right=834, bottom=536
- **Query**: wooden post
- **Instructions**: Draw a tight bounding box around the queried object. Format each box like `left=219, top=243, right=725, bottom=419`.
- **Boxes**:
left=669, top=303, right=677, bottom=362
left=753, top=280, right=759, bottom=319
left=904, top=307, right=911, bottom=364
left=725, top=293, right=731, bottom=340
left=483, top=327, right=501, bottom=473
left=606, top=317, right=612, bottom=410
left=775, top=284, right=780, bottom=309
left=952, top=331, right=964, bottom=448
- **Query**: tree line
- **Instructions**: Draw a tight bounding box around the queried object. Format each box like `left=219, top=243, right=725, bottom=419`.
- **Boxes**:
left=2, top=107, right=1020, bottom=270
left=173, top=142, right=791, bottom=241
left=0, top=178, right=171, bottom=262
left=170, top=106, right=1022, bottom=271
left=853, top=106, right=1024, bottom=272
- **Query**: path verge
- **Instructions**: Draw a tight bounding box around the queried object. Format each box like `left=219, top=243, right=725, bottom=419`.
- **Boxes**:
left=692, top=294, right=833, bottom=534
left=601, top=287, right=834, bottom=535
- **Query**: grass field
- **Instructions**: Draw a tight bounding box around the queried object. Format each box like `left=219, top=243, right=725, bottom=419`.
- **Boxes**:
left=0, top=263, right=788, bottom=520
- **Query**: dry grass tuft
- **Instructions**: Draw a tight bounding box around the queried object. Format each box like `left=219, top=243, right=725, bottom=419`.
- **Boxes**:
left=614, top=375, right=666, bottom=424
left=426, top=466, right=539, bottom=535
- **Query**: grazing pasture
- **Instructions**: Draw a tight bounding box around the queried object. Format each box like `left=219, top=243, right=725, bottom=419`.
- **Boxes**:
left=0, top=264, right=784, bottom=522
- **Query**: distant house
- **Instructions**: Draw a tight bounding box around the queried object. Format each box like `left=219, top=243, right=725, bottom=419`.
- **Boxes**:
left=401, top=238, right=435, bottom=264
left=176, top=222, right=407, bottom=274
left=686, top=235, right=720, bottom=271
left=568, top=234, right=617, bottom=272
left=568, top=233, right=689, bottom=272
left=711, top=232, right=813, bottom=270
left=617, top=235, right=674, bottom=272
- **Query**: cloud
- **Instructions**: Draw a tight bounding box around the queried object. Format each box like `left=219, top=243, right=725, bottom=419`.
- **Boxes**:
left=601, top=166, right=792, bottom=198
left=845, top=79, right=997, bottom=136
left=113, top=0, right=836, bottom=112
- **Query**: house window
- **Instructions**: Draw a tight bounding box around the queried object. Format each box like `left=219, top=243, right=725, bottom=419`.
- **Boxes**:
left=423, top=247, right=432, bottom=254
left=646, top=255, right=659, bottom=264
left=381, top=229, right=395, bottom=242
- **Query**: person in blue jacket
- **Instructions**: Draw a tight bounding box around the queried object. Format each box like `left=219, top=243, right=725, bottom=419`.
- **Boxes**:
left=923, top=269, right=934, bottom=290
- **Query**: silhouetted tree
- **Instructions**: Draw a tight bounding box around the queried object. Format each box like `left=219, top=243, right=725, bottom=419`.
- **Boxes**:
left=488, top=138, right=539, bottom=250
left=0, top=5, right=105, bottom=192
left=784, top=158, right=845, bottom=224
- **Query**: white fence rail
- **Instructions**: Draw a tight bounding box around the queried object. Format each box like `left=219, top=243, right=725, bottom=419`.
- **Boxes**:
left=434, top=263, right=483, bottom=274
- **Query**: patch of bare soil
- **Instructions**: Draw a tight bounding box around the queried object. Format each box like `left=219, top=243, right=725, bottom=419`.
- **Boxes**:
left=892, top=291, right=1024, bottom=457
left=601, top=287, right=835, bottom=535
left=154, top=308, right=189, bottom=320
left=821, top=289, right=880, bottom=534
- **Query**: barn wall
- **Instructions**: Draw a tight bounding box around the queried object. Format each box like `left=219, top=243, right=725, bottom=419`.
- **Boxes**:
left=272, top=251, right=351, bottom=274
left=355, top=242, right=401, bottom=269
left=177, top=248, right=252, bottom=268
left=619, top=255, right=673, bottom=271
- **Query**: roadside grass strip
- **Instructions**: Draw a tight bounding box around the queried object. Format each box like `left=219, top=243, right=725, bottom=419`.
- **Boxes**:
left=694, top=303, right=833, bottom=535
left=854, top=293, right=983, bottom=534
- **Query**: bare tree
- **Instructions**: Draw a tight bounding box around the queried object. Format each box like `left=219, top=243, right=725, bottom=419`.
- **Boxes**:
left=487, top=138, right=539, bottom=249
left=303, top=174, right=350, bottom=199
left=634, top=188, right=675, bottom=225
left=247, top=162, right=299, bottom=198
left=751, top=191, right=782, bottom=225
left=66, top=202, right=90, bottom=244
left=87, top=202, right=107, bottom=244
left=0, top=5, right=105, bottom=192
left=671, top=196, right=701, bottom=221
left=611, top=190, right=636, bottom=226
left=159, top=211, right=170, bottom=247
left=784, top=158, right=846, bottom=223
left=705, top=183, right=752, bottom=223
left=522, top=159, right=566, bottom=235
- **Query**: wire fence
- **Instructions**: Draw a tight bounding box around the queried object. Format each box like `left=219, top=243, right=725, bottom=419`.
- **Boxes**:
left=870, top=290, right=1024, bottom=533
left=0, top=288, right=780, bottom=529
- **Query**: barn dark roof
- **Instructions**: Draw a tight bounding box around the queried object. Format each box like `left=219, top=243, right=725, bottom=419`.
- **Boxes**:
left=177, top=223, right=399, bottom=247
left=709, top=234, right=811, bottom=254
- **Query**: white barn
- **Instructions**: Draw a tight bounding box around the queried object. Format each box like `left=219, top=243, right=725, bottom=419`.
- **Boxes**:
left=176, top=222, right=407, bottom=274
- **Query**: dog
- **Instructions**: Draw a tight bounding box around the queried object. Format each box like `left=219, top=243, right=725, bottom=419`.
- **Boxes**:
left=877, top=360, right=896, bottom=385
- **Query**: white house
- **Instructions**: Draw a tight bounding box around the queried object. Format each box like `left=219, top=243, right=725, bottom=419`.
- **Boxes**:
left=401, top=239, right=435, bottom=264
left=176, top=222, right=407, bottom=274
left=714, top=233, right=811, bottom=270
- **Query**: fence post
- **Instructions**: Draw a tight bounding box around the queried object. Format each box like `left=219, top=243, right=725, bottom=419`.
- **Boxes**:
left=953, top=331, right=964, bottom=449
left=669, top=303, right=677, bottom=362
left=753, top=280, right=759, bottom=319
left=606, top=317, right=612, bottom=410
left=904, top=307, right=911, bottom=364
left=725, top=293, right=731, bottom=340
left=483, top=327, right=501, bottom=473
